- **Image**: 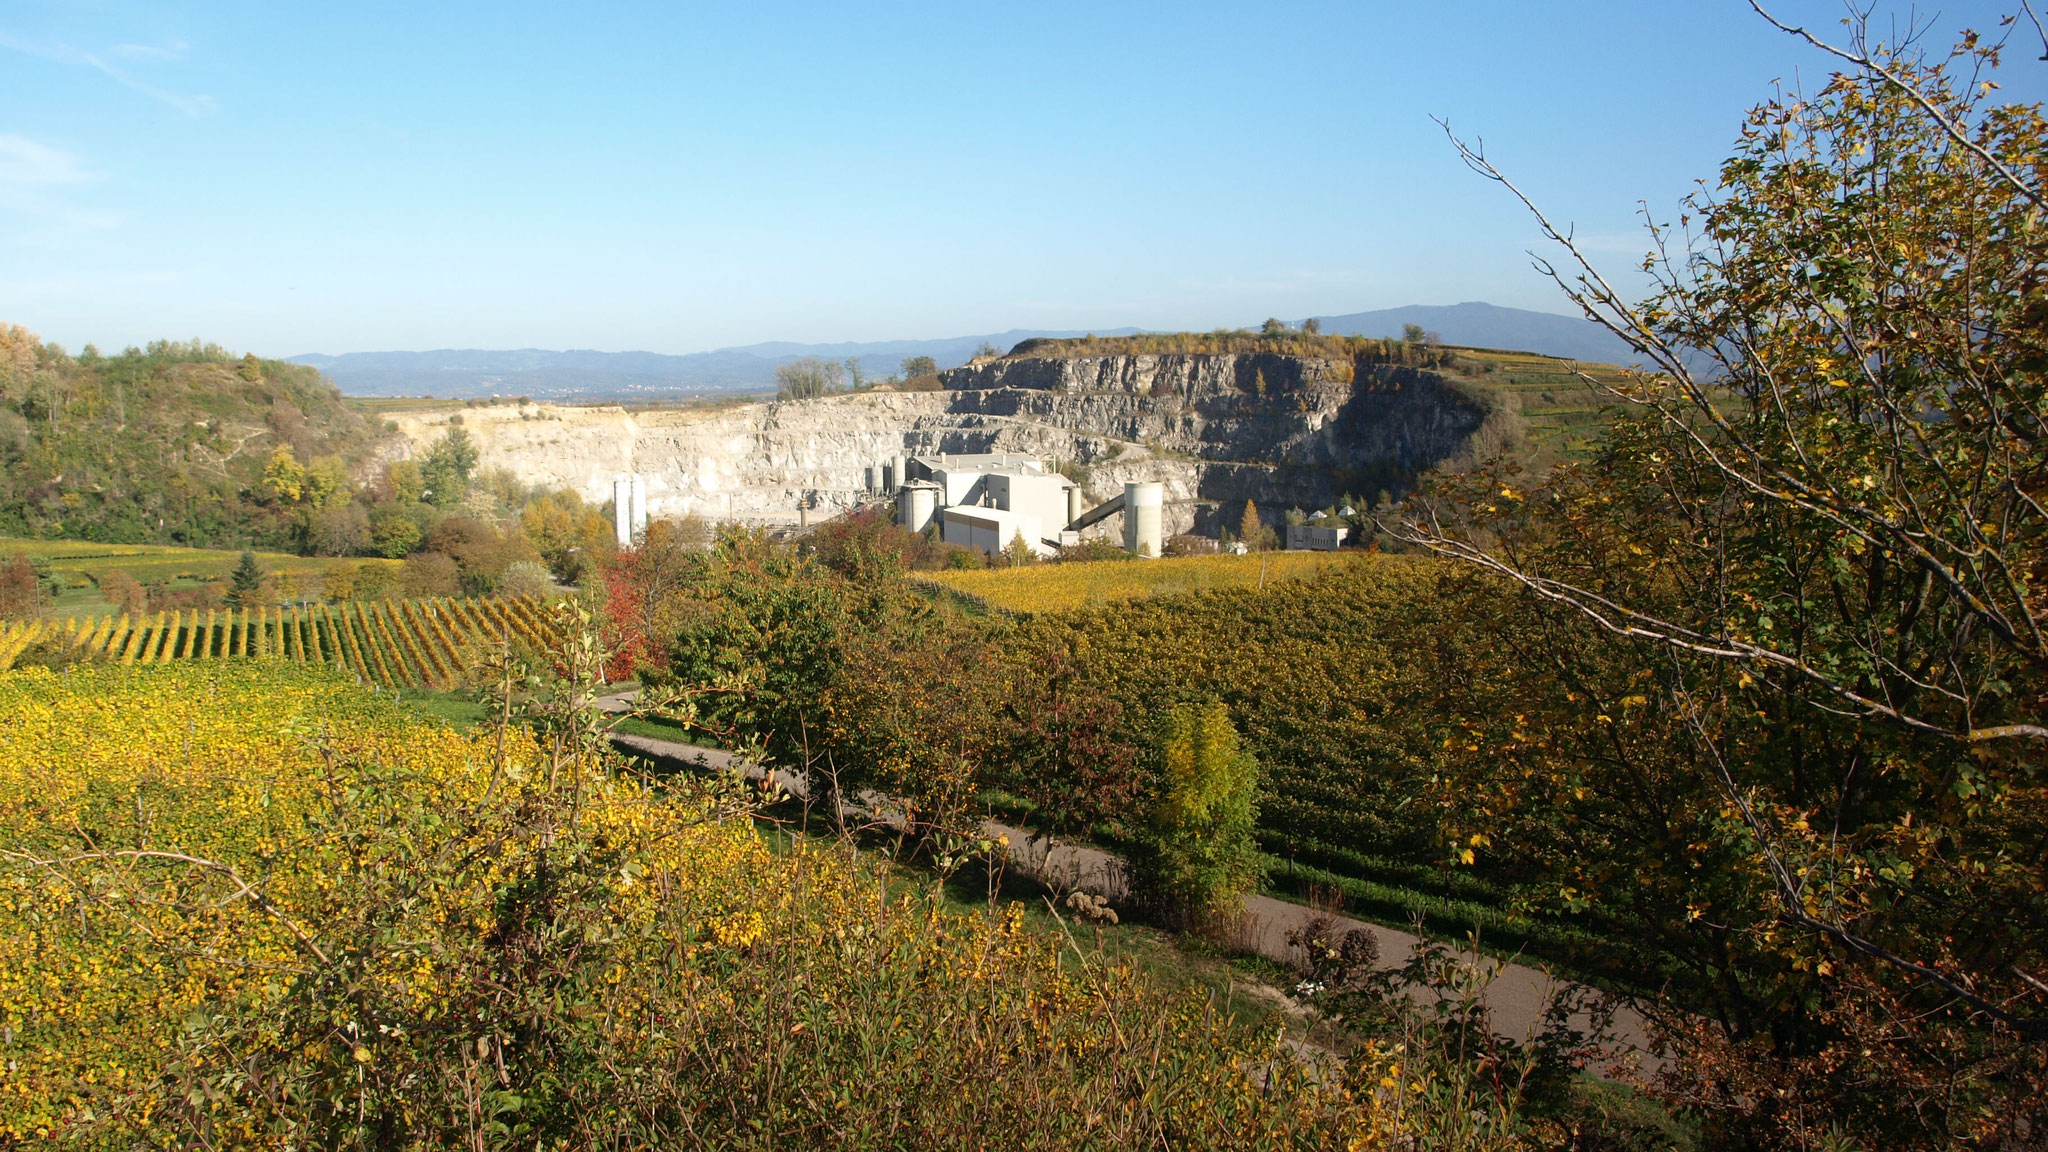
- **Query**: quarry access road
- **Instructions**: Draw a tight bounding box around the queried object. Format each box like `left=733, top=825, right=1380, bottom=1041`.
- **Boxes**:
left=606, top=723, right=1658, bottom=1073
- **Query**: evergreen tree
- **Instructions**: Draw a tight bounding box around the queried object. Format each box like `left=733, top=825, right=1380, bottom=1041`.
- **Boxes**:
left=225, top=550, right=265, bottom=607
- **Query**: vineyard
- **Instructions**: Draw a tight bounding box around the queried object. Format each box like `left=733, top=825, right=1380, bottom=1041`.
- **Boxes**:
left=918, top=551, right=1364, bottom=614
left=1456, top=348, right=1629, bottom=469
left=0, top=595, right=557, bottom=689
left=1000, top=556, right=1635, bottom=976
left=0, top=662, right=1375, bottom=1146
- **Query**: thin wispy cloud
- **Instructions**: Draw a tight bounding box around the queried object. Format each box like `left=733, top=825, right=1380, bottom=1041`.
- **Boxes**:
left=0, top=265, right=200, bottom=297
left=0, top=31, right=216, bottom=117
left=0, top=135, right=123, bottom=244
left=110, top=40, right=189, bottom=62
left=0, top=134, right=94, bottom=187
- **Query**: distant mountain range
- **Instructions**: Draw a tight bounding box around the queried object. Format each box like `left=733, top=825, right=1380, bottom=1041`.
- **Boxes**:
left=290, top=329, right=1142, bottom=400
left=1304, top=302, right=1640, bottom=366
left=291, top=303, right=1637, bottom=399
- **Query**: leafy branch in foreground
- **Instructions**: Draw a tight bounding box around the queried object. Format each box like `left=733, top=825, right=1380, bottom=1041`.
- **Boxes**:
left=1383, top=10, right=2048, bottom=1147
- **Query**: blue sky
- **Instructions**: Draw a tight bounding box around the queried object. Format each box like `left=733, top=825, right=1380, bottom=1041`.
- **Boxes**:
left=2, top=1, right=2041, bottom=356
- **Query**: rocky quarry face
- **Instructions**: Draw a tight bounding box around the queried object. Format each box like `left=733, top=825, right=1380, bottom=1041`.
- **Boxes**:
left=382, top=351, right=1510, bottom=537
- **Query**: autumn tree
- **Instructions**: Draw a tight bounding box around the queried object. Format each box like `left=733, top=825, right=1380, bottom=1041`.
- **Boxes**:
left=400, top=550, right=460, bottom=598
left=0, top=552, right=43, bottom=621
left=1237, top=500, right=1261, bottom=550
left=260, top=446, right=308, bottom=505
left=1393, top=14, right=2048, bottom=1146
left=1001, top=528, right=1037, bottom=568
left=384, top=460, right=427, bottom=505
left=98, top=569, right=147, bottom=618
left=306, top=502, right=371, bottom=557
left=990, top=649, right=1143, bottom=837
left=368, top=505, right=425, bottom=559
left=0, top=324, right=37, bottom=403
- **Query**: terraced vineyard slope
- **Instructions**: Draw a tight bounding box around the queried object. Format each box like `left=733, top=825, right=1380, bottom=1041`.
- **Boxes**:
left=0, top=595, right=556, bottom=688
left=1456, top=348, right=1628, bottom=468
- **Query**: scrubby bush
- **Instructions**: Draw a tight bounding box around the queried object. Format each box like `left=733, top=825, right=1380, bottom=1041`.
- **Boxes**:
left=498, top=559, right=555, bottom=599
left=96, top=568, right=148, bottom=617
left=1055, top=536, right=1134, bottom=564
left=399, top=549, right=460, bottom=597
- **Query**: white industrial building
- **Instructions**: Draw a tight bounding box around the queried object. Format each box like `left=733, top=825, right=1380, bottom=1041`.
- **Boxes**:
left=886, top=451, right=1163, bottom=560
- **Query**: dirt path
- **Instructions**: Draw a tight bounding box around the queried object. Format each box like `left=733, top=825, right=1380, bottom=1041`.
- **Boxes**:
left=608, top=725, right=1659, bottom=1070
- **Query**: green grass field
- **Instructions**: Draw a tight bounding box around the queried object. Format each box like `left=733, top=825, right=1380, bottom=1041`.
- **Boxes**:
left=0, top=536, right=400, bottom=618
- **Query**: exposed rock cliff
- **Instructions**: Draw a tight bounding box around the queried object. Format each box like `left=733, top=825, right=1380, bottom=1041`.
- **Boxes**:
left=385, top=351, right=1512, bottom=537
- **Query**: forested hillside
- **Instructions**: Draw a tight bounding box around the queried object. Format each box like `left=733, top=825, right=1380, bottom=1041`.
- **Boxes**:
left=0, top=326, right=388, bottom=549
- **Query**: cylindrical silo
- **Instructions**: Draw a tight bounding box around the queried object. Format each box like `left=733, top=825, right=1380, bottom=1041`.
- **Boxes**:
left=630, top=474, right=648, bottom=538
left=898, top=481, right=939, bottom=534
left=1066, top=484, right=1082, bottom=528
left=1122, top=481, right=1164, bottom=558
left=612, top=477, right=632, bottom=549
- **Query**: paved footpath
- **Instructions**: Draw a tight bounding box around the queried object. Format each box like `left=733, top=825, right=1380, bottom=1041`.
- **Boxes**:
left=607, top=723, right=1657, bottom=1072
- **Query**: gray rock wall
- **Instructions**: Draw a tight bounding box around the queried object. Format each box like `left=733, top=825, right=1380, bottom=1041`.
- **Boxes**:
left=383, top=357, right=1502, bottom=535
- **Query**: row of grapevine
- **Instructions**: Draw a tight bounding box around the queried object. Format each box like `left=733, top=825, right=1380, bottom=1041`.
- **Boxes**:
left=0, top=596, right=559, bottom=689
left=918, top=551, right=1363, bottom=615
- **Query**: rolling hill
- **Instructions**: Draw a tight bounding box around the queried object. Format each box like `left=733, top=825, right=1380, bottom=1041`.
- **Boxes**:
left=290, top=328, right=1143, bottom=400
left=1305, top=302, right=1641, bottom=366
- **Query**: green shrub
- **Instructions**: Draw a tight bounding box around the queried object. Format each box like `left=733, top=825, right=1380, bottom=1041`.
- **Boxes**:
left=1133, top=701, right=1262, bottom=931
